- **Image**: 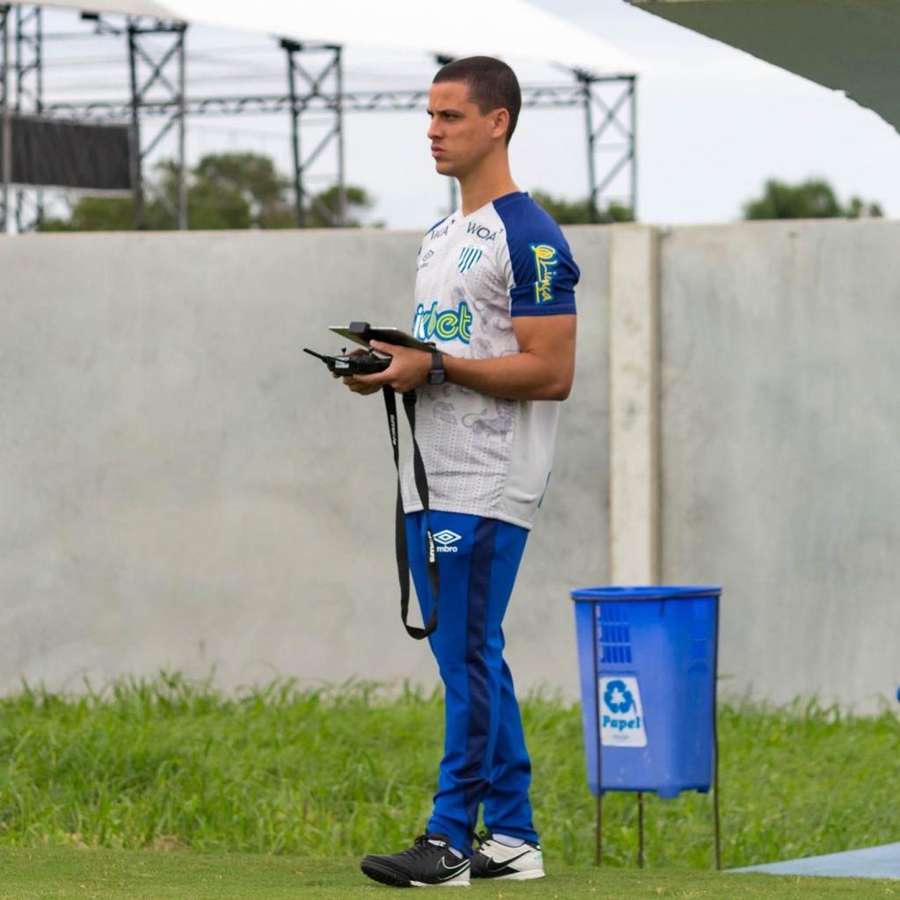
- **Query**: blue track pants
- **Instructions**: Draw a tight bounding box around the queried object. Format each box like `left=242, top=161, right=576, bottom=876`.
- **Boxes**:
left=405, top=510, right=540, bottom=856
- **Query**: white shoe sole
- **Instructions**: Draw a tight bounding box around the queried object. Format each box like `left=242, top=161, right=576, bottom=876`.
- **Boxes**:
left=410, top=877, right=471, bottom=887
left=479, top=868, right=545, bottom=881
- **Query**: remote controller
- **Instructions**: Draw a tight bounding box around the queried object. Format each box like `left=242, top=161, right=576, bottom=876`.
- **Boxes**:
left=303, top=347, right=391, bottom=375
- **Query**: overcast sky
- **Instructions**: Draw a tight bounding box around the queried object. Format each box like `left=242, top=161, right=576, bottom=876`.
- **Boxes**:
left=36, top=0, right=900, bottom=229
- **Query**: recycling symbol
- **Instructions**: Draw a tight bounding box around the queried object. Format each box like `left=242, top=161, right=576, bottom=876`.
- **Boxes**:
left=603, top=679, right=634, bottom=714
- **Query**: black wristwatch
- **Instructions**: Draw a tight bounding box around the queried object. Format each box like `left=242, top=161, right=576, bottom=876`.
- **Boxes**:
left=427, top=350, right=445, bottom=385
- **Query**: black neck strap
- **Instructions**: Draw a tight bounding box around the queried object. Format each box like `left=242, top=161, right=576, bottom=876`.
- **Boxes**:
left=382, top=386, right=439, bottom=639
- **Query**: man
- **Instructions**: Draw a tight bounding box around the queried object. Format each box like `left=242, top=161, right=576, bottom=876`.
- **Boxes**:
left=343, top=56, right=579, bottom=888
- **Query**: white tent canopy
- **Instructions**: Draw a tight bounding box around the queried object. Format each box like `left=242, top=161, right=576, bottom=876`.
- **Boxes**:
left=35, top=0, right=642, bottom=77
left=628, top=0, right=900, bottom=135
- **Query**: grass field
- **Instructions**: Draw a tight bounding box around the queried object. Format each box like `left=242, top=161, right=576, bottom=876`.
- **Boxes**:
left=0, top=848, right=897, bottom=899
left=0, top=673, right=898, bottom=885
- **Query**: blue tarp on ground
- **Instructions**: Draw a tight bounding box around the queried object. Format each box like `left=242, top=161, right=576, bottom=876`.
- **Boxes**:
left=733, top=843, right=900, bottom=880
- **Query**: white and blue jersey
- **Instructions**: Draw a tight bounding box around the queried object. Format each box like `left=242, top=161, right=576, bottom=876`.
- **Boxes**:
left=401, top=190, right=580, bottom=529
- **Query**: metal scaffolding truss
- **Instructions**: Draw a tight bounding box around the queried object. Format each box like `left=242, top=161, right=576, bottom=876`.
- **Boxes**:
left=1, top=6, right=638, bottom=232
left=0, top=5, right=9, bottom=232
left=118, top=15, right=187, bottom=229
left=13, top=3, right=42, bottom=230
left=281, top=40, right=345, bottom=227
left=45, top=79, right=628, bottom=119
left=579, top=71, right=637, bottom=223
left=1, top=2, right=47, bottom=232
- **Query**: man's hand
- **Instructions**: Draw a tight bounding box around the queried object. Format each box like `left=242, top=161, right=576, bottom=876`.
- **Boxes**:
left=354, top=340, right=432, bottom=393
left=336, top=348, right=384, bottom=395
left=340, top=314, right=576, bottom=402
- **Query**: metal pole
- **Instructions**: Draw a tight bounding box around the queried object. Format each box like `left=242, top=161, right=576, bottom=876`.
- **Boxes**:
left=176, top=24, right=187, bottom=230
left=630, top=76, right=638, bottom=220
left=13, top=5, right=21, bottom=107
left=592, top=603, right=603, bottom=866
left=127, top=24, right=144, bottom=229
left=448, top=178, right=458, bottom=217
left=580, top=73, right=598, bottom=224
left=712, top=593, right=722, bottom=870
left=637, top=792, right=645, bottom=868
left=35, top=7, right=41, bottom=110
left=15, top=5, right=44, bottom=231
left=334, top=45, right=345, bottom=227
left=284, top=43, right=303, bottom=227
left=178, top=25, right=188, bottom=231
left=0, top=4, right=10, bottom=234
left=12, top=2, right=22, bottom=232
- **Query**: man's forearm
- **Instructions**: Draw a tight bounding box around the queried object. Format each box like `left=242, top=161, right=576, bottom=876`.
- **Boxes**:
left=357, top=328, right=575, bottom=399
left=443, top=351, right=571, bottom=401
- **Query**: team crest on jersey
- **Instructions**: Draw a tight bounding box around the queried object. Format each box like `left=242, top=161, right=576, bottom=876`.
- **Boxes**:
left=457, top=246, right=483, bottom=274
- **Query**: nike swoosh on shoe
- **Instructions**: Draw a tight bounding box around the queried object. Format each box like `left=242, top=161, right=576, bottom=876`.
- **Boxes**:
left=438, top=857, right=470, bottom=876
left=484, top=849, right=532, bottom=873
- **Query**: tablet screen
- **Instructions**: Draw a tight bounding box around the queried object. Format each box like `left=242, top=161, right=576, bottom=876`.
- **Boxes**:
left=329, top=324, right=435, bottom=352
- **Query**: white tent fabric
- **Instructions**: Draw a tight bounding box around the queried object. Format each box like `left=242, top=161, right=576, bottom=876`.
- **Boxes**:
left=44, top=0, right=174, bottom=16
left=35, top=0, right=642, bottom=76
left=629, top=0, right=900, bottom=135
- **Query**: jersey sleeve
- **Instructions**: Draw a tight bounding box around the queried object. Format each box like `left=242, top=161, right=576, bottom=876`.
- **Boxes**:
left=496, top=198, right=579, bottom=317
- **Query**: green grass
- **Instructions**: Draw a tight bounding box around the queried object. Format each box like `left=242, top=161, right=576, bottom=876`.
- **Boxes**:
left=0, top=848, right=897, bottom=899
left=0, top=673, right=898, bottom=874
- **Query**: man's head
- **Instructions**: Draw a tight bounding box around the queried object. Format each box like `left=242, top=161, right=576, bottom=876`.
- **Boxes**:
left=428, top=56, right=522, bottom=179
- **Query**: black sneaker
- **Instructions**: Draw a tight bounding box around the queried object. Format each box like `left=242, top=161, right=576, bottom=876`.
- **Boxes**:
left=360, top=833, right=471, bottom=887
left=471, top=831, right=545, bottom=881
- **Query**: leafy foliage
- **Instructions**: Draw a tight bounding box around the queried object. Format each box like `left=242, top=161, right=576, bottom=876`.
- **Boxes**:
left=742, top=178, right=883, bottom=220
left=38, top=153, right=375, bottom=232
left=531, top=190, right=635, bottom=225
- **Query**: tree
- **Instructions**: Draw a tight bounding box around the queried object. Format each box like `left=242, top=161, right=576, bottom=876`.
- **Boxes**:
left=39, top=196, right=144, bottom=232
left=304, top=184, right=376, bottom=228
left=530, top=190, right=634, bottom=225
left=742, top=178, right=883, bottom=220
left=39, top=152, right=376, bottom=231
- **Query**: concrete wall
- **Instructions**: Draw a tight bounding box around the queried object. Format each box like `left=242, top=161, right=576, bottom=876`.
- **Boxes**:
left=659, top=219, right=900, bottom=708
left=0, top=227, right=609, bottom=696
left=1, top=219, right=897, bottom=708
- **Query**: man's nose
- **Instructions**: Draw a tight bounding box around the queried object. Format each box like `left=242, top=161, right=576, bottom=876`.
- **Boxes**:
left=428, top=120, right=442, bottom=141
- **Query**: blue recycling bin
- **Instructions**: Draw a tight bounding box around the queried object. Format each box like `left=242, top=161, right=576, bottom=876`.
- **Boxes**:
left=571, top=585, right=721, bottom=799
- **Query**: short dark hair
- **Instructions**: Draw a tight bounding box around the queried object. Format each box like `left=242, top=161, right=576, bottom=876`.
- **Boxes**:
left=432, top=56, right=522, bottom=145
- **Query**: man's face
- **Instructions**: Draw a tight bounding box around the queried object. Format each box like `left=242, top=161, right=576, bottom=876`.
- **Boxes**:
left=427, top=80, right=504, bottom=178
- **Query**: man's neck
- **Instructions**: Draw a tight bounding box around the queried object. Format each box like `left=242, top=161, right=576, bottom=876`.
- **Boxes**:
left=458, top=157, right=519, bottom=216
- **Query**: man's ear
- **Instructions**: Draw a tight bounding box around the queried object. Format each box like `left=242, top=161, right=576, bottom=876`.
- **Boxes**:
left=491, top=108, right=510, bottom=140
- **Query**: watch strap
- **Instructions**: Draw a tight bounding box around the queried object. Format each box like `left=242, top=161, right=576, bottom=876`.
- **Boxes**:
left=429, top=350, right=445, bottom=385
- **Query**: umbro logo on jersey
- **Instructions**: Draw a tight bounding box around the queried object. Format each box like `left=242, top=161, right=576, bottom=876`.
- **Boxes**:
left=458, top=246, right=483, bottom=273
left=433, top=530, right=462, bottom=553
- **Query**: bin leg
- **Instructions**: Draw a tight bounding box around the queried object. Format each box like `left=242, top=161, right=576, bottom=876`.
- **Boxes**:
left=637, top=792, right=645, bottom=868
left=712, top=593, right=722, bottom=871
left=713, top=744, right=722, bottom=870
left=592, top=604, right=603, bottom=867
